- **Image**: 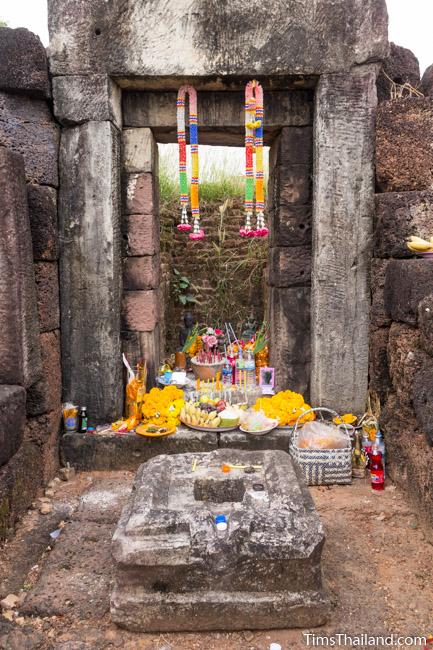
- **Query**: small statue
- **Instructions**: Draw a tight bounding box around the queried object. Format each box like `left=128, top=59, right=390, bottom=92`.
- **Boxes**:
left=241, top=313, right=257, bottom=342
left=179, top=312, right=195, bottom=350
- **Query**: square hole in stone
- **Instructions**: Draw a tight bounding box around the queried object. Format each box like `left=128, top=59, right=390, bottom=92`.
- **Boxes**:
left=194, top=478, right=246, bottom=503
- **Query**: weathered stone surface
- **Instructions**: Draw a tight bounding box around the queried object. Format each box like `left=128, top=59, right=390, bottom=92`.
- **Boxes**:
left=371, top=258, right=391, bottom=329
left=0, top=442, right=43, bottom=540
left=0, top=147, right=42, bottom=387
left=268, top=286, right=310, bottom=395
left=123, top=91, right=312, bottom=145
left=123, top=256, right=159, bottom=291
left=123, top=173, right=156, bottom=215
left=269, top=204, right=312, bottom=248
left=59, top=122, right=122, bottom=423
left=377, top=43, right=420, bottom=103
left=26, top=331, right=62, bottom=418
left=122, top=128, right=156, bottom=173
left=418, top=294, right=433, bottom=357
left=61, top=428, right=218, bottom=471
left=0, top=27, right=50, bottom=98
left=269, top=164, right=311, bottom=207
left=270, top=126, right=313, bottom=167
left=111, top=449, right=328, bottom=631
left=0, top=93, right=59, bottom=186
left=374, top=191, right=433, bottom=258
left=376, top=98, right=433, bottom=192
left=311, top=66, right=377, bottom=414
left=48, top=0, right=388, bottom=77
left=384, top=260, right=433, bottom=326
left=52, top=74, right=122, bottom=127
left=24, top=407, right=62, bottom=448
left=421, top=63, right=433, bottom=98
left=122, top=290, right=158, bottom=332
left=27, top=185, right=58, bottom=261
left=123, top=213, right=158, bottom=256
left=0, top=386, right=26, bottom=468
left=387, top=323, right=427, bottom=405
left=369, top=327, right=390, bottom=403
left=219, top=428, right=291, bottom=451
left=413, top=362, right=433, bottom=445
left=268, top=246, right=311, bottom=287
left=34, top=262, right=60, bottom=332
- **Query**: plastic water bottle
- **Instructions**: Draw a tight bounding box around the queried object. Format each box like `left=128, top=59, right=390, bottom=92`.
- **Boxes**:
left=222, top=360, right=233, bottom=386
left=375, top=430, right=386, bottom=476
left=244, top=349, right=256, bottom=388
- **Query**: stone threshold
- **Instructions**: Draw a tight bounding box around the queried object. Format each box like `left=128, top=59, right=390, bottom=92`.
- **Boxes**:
left=60, top=426, right=292, bottom=471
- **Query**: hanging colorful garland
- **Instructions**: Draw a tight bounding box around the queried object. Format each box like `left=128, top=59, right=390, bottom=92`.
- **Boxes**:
left=241, top=80, right=268, bottom=238
left=176, top=85, right=203, bottom=240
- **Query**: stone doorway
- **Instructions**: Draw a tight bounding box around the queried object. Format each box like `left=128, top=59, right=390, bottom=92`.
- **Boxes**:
left=119, top=86, right=314, bottom=396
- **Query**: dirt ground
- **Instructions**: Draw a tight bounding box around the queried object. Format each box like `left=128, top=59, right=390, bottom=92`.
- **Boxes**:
left=0, top=469, right=432, bottom=650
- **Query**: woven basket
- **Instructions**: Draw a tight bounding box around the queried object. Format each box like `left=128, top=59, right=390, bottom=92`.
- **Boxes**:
left=290, top=407, right=353, bottom=486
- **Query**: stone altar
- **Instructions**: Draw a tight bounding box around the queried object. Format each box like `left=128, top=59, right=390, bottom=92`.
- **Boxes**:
left=111, top=449, right=329, bottom=631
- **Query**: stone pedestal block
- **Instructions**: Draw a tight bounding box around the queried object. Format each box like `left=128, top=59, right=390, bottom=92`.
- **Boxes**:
left=122, top=291, right=158, bottom=332
left=385, top=260, right=433, bottom=326
left=52, top=75, right=122, bottom=127
left=0, top=147, right=42, bottom=387
left=421, top=64, right=433, bottom=98
left=27, top=185, right=58, bottom=261
left=0, top=386, right=26, bottom=468
left=123, top=213, right=158, bottom=256
left=34, top=262, right=60, bottom=332
left=59, top=121, right=122, bottom=423
left=111, top=450, right=328, bottom=632
left=418, top=295, right=433, bottom=357
left=0, top=27, right=50, bottom=99
left=376, top=98, right=433, bottom=192
left=374, top=191, right=433, bottom=258
left=269, top=205, right=312, bottom=248
left=0, top=93, right=59, bottom=186
left=268, top=286, right=310, bottom=395
left=311, top=66, right=377, bottom=413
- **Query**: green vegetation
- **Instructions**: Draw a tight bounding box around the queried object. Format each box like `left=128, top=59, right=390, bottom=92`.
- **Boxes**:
left=0, top=21, right=8, bottom=27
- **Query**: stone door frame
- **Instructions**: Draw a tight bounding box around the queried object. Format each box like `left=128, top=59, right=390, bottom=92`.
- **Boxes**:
left=56, top=67, right=377, bottom=422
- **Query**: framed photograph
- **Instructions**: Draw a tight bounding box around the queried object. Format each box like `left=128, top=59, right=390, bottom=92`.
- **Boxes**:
left=259, top=367, right=275, bottom=395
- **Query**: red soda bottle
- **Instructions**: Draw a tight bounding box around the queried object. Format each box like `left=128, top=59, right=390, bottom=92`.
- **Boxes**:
left=370, top=446, right=385, bottom=492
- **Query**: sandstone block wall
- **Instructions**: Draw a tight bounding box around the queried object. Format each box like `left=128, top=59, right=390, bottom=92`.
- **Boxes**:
left=371, top=91, right=433, bottom=529
left=0, top=28, right=61, bottom=539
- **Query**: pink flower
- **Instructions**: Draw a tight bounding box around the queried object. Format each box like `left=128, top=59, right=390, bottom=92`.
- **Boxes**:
left=205, top=335, right=218, bottom=348
left=215, top=329, right=223, bottom=336
left=177, top=224, right=192, bottom=231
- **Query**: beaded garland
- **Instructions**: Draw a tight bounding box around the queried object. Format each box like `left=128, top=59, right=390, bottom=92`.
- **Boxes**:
left=241, top=80, right=268, bottom=238
left=176, top=85, right=203, bottom=240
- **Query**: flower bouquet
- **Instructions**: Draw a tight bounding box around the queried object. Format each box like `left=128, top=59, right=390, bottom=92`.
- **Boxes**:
left=190, top=327, right=225, bottom=380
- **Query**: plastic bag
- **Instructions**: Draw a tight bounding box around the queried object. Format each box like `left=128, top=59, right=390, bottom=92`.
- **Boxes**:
left=297, top=421, right=349, bottom=450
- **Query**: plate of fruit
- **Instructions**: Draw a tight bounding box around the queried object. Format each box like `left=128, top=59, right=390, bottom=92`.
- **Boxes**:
left=180, top=400, right=240, bottom=431
left=239, top=410, right=279, bottom=436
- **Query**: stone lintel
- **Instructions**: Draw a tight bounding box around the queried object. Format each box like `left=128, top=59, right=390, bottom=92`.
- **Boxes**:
left=311, top=65, right=378, bottom=414
left=59, top=121, right=122, bottom=423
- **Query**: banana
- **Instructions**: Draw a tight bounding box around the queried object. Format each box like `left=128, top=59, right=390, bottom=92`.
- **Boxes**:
left=407, top=241, right=433, bottom=253
left=208, top=411, right=217, bottom=421
left=214, top=417, right=221, bottom=428
left=407, top=236, right=432, bottom=251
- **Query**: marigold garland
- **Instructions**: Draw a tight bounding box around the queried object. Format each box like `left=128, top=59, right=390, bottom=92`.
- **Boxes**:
left=141, top=386, right=185, bottom=428
left=241, top=80, right=268, bottom=238
left=254, top=390, right=315, bottom=426
left=176, top=85, right=203, bottom=240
